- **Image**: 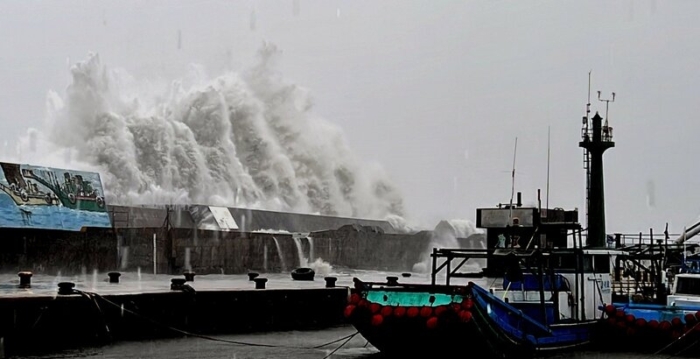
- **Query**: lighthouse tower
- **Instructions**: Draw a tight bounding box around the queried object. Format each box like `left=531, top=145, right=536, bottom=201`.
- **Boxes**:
left=580, top=89, right=615, bottom=248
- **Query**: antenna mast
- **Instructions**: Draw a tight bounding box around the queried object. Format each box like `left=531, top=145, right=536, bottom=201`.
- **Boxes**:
left=583, top=71, right=592, bottom=232
left=598, top=90, right=616, bottom=126
left=509, top=137, right=518, bottom=223
left=546, top=126, right=550, bottom=212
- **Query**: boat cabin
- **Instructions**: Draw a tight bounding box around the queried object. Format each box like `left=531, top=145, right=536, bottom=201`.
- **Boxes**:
left=475, top=198, right=579, bottom=276
left=667, top=273, right=700, bottom=307
left=475, top=198, right=615, bottom=323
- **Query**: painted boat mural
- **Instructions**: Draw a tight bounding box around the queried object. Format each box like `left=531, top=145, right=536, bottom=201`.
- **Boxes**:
left=0, top=162, right=111, bottom=231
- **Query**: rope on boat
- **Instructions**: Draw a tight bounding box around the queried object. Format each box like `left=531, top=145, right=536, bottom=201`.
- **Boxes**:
left=73, top=289, right=361, bottom=352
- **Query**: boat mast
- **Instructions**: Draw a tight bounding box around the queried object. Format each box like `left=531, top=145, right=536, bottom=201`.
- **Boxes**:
left=546, top=126, right=550, bottom=212
left=508, top=137, right=518, bottom=224
left=579, top=72, right=615, bottom=248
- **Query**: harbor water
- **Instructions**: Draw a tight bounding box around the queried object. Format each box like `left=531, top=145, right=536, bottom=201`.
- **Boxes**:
left=7, top=325, right=672, bottom=359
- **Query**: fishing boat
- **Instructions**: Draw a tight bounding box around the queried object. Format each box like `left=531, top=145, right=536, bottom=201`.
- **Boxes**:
left=346, top=79, right=626, bottom=357
left=347, top=197, right=616, bottom=357
left=594, top=228, right=700, bottom=356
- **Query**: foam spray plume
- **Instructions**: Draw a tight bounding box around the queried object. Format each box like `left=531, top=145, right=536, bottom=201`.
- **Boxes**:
left=13, top=43, right=406, bottom=223
left=412, top=219, right=485, bottom=274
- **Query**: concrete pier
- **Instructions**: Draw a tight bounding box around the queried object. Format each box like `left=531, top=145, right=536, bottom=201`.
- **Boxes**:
left=0, top=273, right=361, bottom=356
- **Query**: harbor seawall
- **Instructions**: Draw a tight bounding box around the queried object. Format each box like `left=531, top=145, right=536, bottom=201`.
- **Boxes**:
left=0, top=205, right=485, bottom=276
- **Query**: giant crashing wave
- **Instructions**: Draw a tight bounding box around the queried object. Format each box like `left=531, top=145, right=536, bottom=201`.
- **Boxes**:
left=13, top=43, right=409, bottom=228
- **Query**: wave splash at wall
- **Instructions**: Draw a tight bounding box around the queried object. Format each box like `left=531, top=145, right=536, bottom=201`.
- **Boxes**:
left=12, top=43, right=405, bottom=221
left=412, top=219, right=484, bottom=274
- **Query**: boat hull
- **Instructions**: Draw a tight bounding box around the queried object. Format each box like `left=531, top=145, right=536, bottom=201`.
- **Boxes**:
left=347, top=280, right=594, bottom=358
left=469, top=282, right=595, bottom=357
left=346, top=282, right=481, bottom=356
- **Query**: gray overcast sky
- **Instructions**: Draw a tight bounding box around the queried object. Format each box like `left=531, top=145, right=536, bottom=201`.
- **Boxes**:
left=0, top=0, right=698, bottom=234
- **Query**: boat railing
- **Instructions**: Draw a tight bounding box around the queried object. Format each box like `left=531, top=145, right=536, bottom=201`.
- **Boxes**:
left=430, top=248, right=490, bottom=286
left=351, top=277, right=468, bottom=294
left=613, top=232, right=688, bottom=248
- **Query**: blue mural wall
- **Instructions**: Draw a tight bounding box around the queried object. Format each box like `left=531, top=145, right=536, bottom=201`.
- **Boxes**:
left=0, top=162, right=112, bottom=231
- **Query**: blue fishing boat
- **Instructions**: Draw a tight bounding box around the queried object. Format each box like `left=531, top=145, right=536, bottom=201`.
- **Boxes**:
left=595, top=242, right=700, bottom=356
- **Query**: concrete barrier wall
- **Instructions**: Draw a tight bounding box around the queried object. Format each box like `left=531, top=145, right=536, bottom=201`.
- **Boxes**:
left=0, top=228, right=117, bottom=274
left=0, top=226, right=485, bottom=276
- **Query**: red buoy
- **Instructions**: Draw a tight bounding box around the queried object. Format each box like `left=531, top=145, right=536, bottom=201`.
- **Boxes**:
left=420, top=306, right=433, bottom=317
left=349, top=293, right=360, bottom=305
left=435, top=305, right=448, bottom=317
left=635, top=318, right=647, bottom=327
left=672, top=317, right=682, bottom=327
left=394, top=306, right=407, bottom=318
left=451, top=303, right=461, bottom=312
left=660, top=321, right=672, bottom=331
left=607, top=318, right=616, bottom=326
left=604, top=305, right=615, bottom=316
left=381, top=306, right=393, bottom=317
left=407, top=307, right=419, bottom=318
left=648, top=319, right=659, bottom=329
left=462, top=298, right=474, bottom=310
left=685, top=313, right=697, bottom=326
left=695, top=311, right=700, bottom=321
left=344, top=305, right=355, bottom=318
left=625, top=314, right=635, bottom=323
left=615, top=309, right=625, bottom=318
left=426, top=316, right=438, bottom=329
left=459, top=310, right=473, bottom=323
left=371, top=314, right=384, bottom=326
left=357, top=299, right=369, bottom=308
left=370, top=303, right=381, bottom=314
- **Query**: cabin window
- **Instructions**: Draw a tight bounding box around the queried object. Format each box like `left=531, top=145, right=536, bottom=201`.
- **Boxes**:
left=675, top=277, right=700, bottom=295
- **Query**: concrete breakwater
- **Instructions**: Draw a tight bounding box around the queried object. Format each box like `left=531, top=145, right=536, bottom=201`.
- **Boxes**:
left=0, top=205, right=485, bottom=276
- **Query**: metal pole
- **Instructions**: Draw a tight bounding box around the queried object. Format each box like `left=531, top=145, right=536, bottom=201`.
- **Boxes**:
left=431, top=248, right=437, bottom=286
left=153, top=233, right=157, bottom=275
left=573, top=229, right=580, bottom=320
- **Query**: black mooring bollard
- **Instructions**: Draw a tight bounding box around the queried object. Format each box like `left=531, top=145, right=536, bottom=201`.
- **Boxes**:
left=401, top=272, right=411, bottom=278
left=18, top=271, right=32, bottom=288
left=386, top=276, right=399, bottom=285
left=171, top=278, right=186, bottom=290
left=184, top=271, right=196, bottom=282
left=57, top=282, right=75, bottom=295
left=254, top=277, right=267, bottom=289
left=324, top=276, right=337, bottom=288
left=248, top=272, right=259, bottom=281
left=108, top=272, right=121, bottom=284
